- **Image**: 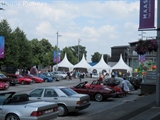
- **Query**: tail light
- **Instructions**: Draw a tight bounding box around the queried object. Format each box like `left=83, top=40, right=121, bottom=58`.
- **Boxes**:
left=53, top=107, right=58, bottom=112
left=30, top=107, right=58, bottom=117
left=77, top=101, right=83, bottom=105
left=30, top=111, right=43, bottom=116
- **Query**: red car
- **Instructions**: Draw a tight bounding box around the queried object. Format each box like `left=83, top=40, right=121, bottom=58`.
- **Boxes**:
left=85, top=80, right=125, bottom=97
left=7, top=74, right=33, bottom=85
left=0, top=82, right=9, bottom=90
left=70, top=81, right=116, bottom=102
left=24, top=74, right=43, bottom=83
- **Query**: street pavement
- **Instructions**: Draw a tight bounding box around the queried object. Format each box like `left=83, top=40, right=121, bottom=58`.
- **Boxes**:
left=85, top=93, right=160, bottom=120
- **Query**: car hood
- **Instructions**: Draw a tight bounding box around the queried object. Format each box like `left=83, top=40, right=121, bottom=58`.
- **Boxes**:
left=0, top=82, right=8, bottom=85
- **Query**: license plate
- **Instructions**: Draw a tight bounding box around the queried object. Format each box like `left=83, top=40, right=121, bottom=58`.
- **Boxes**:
left=44, top=109, right=53, bottom=114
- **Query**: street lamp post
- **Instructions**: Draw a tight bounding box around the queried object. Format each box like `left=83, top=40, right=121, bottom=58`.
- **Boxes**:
left=78, top=39, right=81, bottom=62
left=56, top=31, right=61, bottom=71
left=156, top=0, right=160, bottom=106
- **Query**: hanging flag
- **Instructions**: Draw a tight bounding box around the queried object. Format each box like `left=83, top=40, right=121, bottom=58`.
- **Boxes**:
left=139, top=0, right=155, bottom=30
left=53, top=51, right=57, bottom=63
left=138, top=54, right=146, bottom=62
left=0, top=36, right=4, bottom=58
left=53, top=51, right=61, bottom=63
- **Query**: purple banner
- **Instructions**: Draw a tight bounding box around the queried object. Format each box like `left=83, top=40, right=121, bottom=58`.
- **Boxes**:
left=138, top=54, right=146, bottom=62
left=0, top=36, right=4, bottom=58
left=139, top=0, right=155, bottom=29
left=53, top=51, right=61, bottom=63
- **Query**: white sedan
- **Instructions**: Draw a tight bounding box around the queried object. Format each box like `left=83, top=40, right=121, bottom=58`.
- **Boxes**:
left=28, top=86, right=91, bottom=116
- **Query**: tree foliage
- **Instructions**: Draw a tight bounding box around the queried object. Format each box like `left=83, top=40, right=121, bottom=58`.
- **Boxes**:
left=0, top=19, right=110, bottom=70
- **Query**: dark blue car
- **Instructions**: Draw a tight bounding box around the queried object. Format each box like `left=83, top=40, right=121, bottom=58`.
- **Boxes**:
left=38, top=73, right=53, bottom=82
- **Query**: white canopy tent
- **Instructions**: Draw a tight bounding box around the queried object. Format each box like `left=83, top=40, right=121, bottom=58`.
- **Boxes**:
left=73, top=54, right=92, bottom=72
left=53, top=53, right=74, bottom=72
left=111, top=54, right=133, bottom=75
left=92, top=54, right=111, bottom=75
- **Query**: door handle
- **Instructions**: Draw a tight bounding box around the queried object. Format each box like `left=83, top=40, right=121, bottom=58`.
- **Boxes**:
left=0, top=108, right=2, bottom=110
left=37, top=97, right=41, bottom=99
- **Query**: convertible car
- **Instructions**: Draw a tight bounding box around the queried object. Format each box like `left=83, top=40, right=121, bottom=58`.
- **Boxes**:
left=70, top=81, right=116, bottom=102
left=85, top=80, right=125, bottom=97
left=28, top=86, right=91, bottom=116
left=0, top=92, right=59, bottom=120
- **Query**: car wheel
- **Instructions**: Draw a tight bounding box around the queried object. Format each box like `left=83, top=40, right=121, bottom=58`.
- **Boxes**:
left=58, top=105, right=68, bottom=117
left=21, top=81, right=25, bottom=85
left=44, top=79, right=48, bottom=82
left=95, top=93, right=103, bottom=102
left=5, top=113, right=20, bottom=120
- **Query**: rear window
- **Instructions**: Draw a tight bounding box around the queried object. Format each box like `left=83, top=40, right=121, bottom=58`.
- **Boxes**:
left=60, top=88, right=77, bottom=96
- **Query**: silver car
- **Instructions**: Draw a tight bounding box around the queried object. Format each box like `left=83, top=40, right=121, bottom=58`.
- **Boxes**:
left=0, top=92, right=59, bottom=120
left=28, top=86, right=91, bottom=116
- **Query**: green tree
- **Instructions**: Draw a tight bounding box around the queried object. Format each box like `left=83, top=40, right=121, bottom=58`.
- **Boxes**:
left=91, top=52, right=101, bottom=63
left=29, top=39, right=43, bottom=67
left=68, top=45, right=87, bottom=64
left=103, top=54, right=110, bottom=64
left=61, top=47, right=77, bottom=65
left=0, top=19, right=15, bottom=67
left=12, top=27, right=32, bottom=68
left=39, top=38, right=54, bottom=67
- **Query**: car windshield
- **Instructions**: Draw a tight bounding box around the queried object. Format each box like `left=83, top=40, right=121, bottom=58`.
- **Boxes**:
left=17, top=75, right=23, bottom=78
left=60, top=88, right=77, bottom=96
left=0, top=74, right=7, bottom=78
left=0, top=93, right=13, bottom=105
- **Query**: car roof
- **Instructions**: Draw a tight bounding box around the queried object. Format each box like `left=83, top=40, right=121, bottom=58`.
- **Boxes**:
left=35, top=86, right=67, bottom=89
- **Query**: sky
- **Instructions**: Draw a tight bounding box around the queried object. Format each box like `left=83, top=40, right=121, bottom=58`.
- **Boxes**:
left=0, top=0, right=157, bottom=62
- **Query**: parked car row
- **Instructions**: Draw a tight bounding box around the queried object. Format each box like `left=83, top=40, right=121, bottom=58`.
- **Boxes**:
left=0, top=71, right=67, bottom=89
left=0, top=75, right=141, bottom=120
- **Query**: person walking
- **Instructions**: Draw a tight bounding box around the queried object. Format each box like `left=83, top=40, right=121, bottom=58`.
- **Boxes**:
left=79, top=72, right=82, bottom=82
left=122, top=77, right=130, bottom=95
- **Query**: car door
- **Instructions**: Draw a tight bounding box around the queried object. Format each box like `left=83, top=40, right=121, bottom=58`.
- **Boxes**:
left=29, top=88, right=44, bottom=101
left=42, top=89, right=59, bottom=103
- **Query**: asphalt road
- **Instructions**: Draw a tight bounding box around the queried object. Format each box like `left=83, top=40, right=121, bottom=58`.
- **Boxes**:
left=0, top=77, right=141, bottom=120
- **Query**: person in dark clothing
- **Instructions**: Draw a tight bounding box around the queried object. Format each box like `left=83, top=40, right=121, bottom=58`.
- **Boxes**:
left=107, top=74, right=117, bottom=86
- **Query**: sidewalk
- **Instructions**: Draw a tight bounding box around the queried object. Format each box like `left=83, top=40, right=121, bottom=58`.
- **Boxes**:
left=85, top=93, right=160, bottom=120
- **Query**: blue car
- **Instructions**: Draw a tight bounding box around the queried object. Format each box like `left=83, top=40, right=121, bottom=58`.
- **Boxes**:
left=38, top=73, right=53, bottom=82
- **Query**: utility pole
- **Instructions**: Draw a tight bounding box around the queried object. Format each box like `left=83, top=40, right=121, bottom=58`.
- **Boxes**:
left=56, top=31, right=61, bottom=71
left=156, top=0, right=160, bottom=107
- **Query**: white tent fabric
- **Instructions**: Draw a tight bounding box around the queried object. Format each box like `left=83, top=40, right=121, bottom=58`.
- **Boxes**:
left=73, top=54, right=92, bottom=71
left=92, top=54, right=111, bottom=74
left=111, top=54, right=133, bottom=74
left=53, top=53, right=74, bottom=71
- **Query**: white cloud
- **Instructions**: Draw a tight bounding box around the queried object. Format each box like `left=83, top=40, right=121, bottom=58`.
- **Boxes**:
left=1, top=0, right=157, bottom=62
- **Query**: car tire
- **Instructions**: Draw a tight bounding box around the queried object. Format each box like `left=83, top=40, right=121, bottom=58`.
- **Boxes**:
left=95, top=93, right=103, bottom=102
left=44, top=79, right=48, bottom=82
left=5, top=113, right=20, bottom=120
left=58, top=104, right=68, bottom=117
left=21, top=81, right=25, bottom=85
